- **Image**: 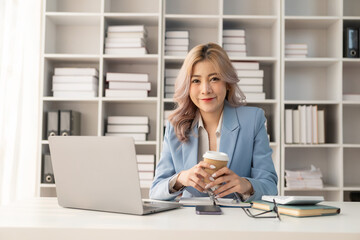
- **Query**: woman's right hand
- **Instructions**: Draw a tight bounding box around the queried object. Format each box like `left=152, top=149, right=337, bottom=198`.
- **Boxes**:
left=174, top=161, right=216, bottom=192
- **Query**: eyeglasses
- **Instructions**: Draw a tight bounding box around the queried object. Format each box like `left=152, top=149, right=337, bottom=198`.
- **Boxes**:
left=242, top=199, right=281, bottom=221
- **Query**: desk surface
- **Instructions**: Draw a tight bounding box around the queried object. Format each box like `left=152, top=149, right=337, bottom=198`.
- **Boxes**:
left=0, top=198, right=359, bottom=240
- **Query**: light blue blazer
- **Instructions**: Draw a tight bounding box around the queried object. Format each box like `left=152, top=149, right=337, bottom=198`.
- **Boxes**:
left=150, top=101, right=278, bottom=201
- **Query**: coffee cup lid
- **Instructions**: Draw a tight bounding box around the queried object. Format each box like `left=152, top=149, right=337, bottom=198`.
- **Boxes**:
left=203, top=151, right=229, bottom=161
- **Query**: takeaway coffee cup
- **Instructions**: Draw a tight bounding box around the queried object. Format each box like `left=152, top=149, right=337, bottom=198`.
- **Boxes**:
left=203, top=151, right=229, bottom=185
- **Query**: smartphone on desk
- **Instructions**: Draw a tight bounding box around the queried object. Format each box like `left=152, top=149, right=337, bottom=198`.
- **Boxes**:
left=195, top=205, right=222, bottom=215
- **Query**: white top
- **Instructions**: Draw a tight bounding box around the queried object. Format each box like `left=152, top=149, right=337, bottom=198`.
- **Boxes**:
left=168, top=112, right=223, bottom=192
left=0, top=198, right=359, bottom=240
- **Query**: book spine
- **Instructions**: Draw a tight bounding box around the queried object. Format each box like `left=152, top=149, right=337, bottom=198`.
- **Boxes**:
left=232, top=61, right=259, bottom=70
left=299, top=105, right=307, bottom=144
left=223, top=29, right=245, bottom=37
left=285, top=109, right=293, bottom=144
left=165, top=38, right=189, bottom=46
left=165, top=69, right=180, bottom=77
left=106, top=73, right=148, bottom=82
left=292, top=110, right=300, bottom=144
left=107, top=124, right=149, bottom=133
left=165, top=31, right=189, bottom=38
left=136, top=154, right=155, bottom=163
left=306, top=106, right=312, bottom=144
left=317, top=110, right=325, bottom=144
left=236, top=70, right=264, bottom=78
left=104, top=133, right=146, bottom=141
left=105, top=89, right=148, bottom=98
left=108, top=116, right=149, bottom=125
left=108, top=82, right=151, bottom=91
left=312, top=105, right=318, bottom=144
left=107, top=25, right=145, bottom=33
left=238, top=78, right=263, bottom=85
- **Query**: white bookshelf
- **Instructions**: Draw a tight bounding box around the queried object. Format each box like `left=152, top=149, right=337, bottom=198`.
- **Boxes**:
left=281, top=0, right=360, bottom=201
left=37, top=0, right=360, bottom=201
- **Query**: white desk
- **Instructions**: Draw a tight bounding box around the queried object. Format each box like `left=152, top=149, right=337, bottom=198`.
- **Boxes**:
left=0, top=198, right=359, bottom=240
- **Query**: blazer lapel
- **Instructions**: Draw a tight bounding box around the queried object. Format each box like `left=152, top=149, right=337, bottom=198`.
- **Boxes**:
left=219, top=102, right=240, bottom=168
left=183, top=126, right=199, bottom=170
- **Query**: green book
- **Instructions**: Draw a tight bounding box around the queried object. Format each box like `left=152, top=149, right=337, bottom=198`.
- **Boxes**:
left=252, top=200, right=341, bottom=218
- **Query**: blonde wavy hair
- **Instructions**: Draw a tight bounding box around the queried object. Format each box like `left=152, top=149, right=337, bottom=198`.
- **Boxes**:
left=168, top=43, right=246, bottom=143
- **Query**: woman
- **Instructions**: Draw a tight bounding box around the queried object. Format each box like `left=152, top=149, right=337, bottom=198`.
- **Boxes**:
left=150, top=43, right=277, bottom=202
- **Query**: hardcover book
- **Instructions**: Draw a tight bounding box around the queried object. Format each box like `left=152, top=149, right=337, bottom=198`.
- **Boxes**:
left=252, top=201, right=340, bottom=217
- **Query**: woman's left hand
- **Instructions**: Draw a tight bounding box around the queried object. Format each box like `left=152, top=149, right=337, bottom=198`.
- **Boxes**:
left=204, top=167, right=253, bottom=198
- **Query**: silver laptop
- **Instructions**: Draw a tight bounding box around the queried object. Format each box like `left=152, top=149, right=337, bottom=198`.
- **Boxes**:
left=48, top=136, right=180, bottom=215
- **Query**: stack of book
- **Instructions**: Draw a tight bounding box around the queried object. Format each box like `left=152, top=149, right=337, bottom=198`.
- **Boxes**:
left=285, top=44, right=308, bottom=58
left=285, top=105, right=325, bottom=144
left=105, top=116, right=149, bottom=141
left=105, top=25, right=148, bottom=55
left=164, top=68, right=180, bottom=98
left=165, top=31, right=189, bottom=56
left=137, top=154, right=155, bottom=188
left=52, top=68, right=99, bottom=98
left=285, top=165, right=324, bottom=189
left=163, top=110, right=173, bottom=127
left=233, top=61, right=265, bottom=100
left=105, top=72, right=150, bottom=98
left=223, top=29, right=246, bottom=57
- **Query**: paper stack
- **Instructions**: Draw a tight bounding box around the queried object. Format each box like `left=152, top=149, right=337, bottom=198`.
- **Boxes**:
left=285, top=105, right=325, bottom=144
left=164, top=68, right=180, bottom=98
left=285, top=44, right=308, bottom=58
left=137, top=154, right=155, bottom=188
left=105, top=72, right=150, bottom=98
left=285, top=165, right=324, bottom=189
left=233, top=61, right=265, bottom=100
left=105, top=116, right=149, bottom=141
left=52, top=68, right=99, bottom=98
left=105, top=25, right=148, bottom=55
left=223, top=29, right=246, bottom=57
left=165, top=31, right=189, bottom=56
